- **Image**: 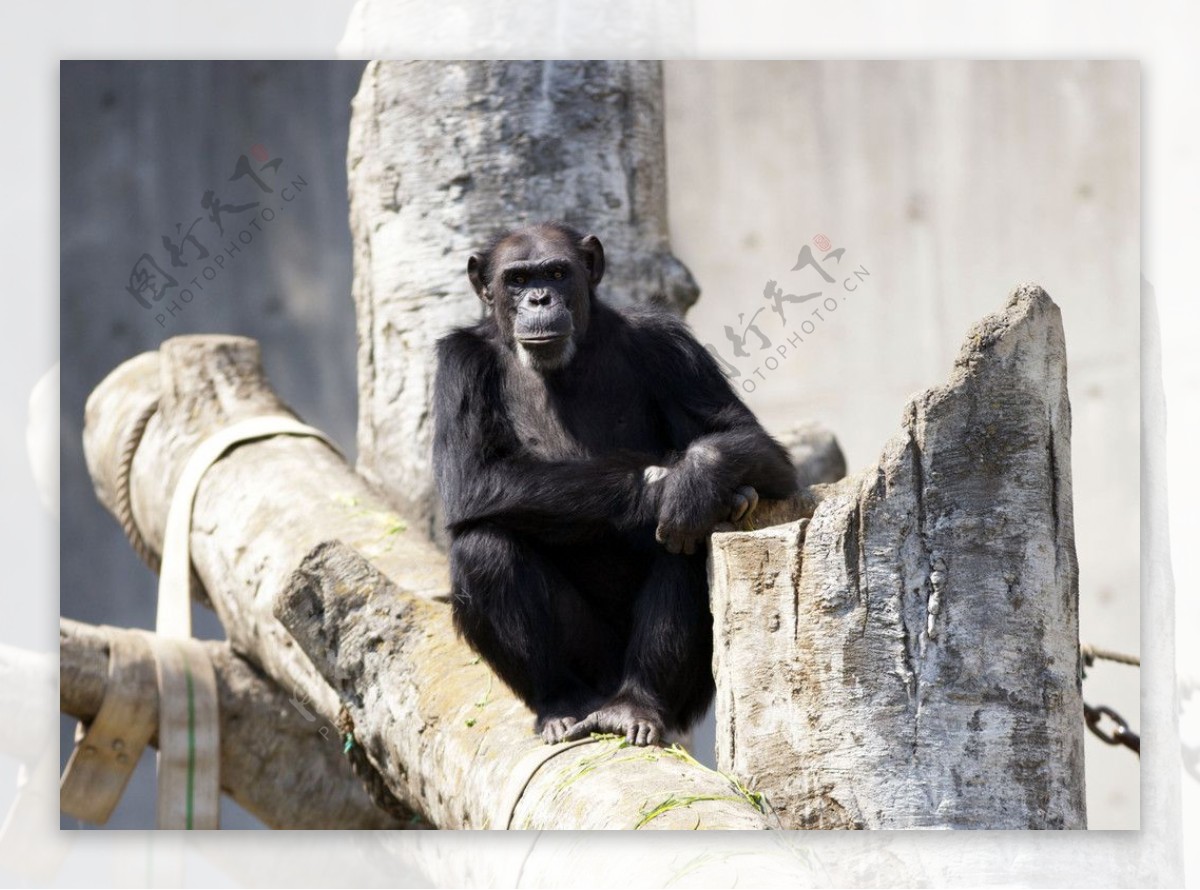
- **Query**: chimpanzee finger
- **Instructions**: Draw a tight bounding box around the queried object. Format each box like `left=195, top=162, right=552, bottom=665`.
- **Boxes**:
left=643, top=465, right=670, bottom=484
left=655, top=523, right=668, bottom=544
left=665, top=535, right=683, bottom=554
left=540, top=717, right=572, bottom=744
left=736, top=485, right=759, bottom=516
left=729, top=492, right=749, bottom=521
left=682, top=536, right=696, bottom=555
left=563, top=716, right=598, bottom=742
left=647, top=724, right=661, bottom=746
left=711, top=521, right=735, bottom=534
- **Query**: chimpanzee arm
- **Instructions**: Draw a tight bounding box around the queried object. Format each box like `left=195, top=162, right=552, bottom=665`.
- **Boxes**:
left=631, top=312, right=798, bottom=546
left=433, top=329, right=657, bottom=538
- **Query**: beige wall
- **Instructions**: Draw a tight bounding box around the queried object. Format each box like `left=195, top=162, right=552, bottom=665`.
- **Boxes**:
left=665, top=60, right=1140, bottom=829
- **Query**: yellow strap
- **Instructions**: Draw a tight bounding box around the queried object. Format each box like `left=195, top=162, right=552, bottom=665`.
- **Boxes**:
left=59, top=632, right=157, bottom=824
left=60, top=415, right=337, bottom=828
left=154, top=414, right=338, bottom=829
left=153, top=638, right=221, bottom=829
left=156, top=415, right=340, bottom=638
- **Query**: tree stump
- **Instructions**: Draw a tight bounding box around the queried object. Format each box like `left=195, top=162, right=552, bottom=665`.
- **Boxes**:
left=711, top=285, right=1087, bottom=829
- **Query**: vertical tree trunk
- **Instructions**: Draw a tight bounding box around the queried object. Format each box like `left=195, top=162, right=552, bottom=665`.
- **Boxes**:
left=347, top=60, right=698, bottom=539
left=711, top=285, right=1087, bottom=829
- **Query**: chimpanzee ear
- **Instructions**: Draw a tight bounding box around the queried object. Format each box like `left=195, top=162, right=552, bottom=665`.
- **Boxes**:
left=579, top=235, right=605, bottom=287
left=467, top=254, right=491, bottom=303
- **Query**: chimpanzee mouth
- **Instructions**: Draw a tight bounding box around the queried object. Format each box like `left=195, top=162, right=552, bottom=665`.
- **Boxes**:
left=516, top=333, right=569, bottom=345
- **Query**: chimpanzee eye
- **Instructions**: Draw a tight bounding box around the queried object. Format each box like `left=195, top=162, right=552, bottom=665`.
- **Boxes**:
left=513, top=275, right=527, bottom=286
left=553, top=270, right=563, bottom=280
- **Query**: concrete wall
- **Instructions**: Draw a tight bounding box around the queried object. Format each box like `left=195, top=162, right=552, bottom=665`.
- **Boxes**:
left=59, top=61, right=368, bottom=828
left=59, top=60, right=1139, bottom=829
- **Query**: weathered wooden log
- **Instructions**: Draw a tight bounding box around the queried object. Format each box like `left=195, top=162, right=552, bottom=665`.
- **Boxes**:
left=277, top=540, right=772, bottom=829
left=83, top=335, right=772, bottom=829
left=83, top=338, right=449, bottom=728
left=348, top=60, right=699, bottom=540
left=59, top=618, right=400, bottom=829
left=711, top=284, right=1087, bottom=829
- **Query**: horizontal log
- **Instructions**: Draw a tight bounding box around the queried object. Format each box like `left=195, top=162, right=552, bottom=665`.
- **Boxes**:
left=83, top=339, right=450, bottom=729
left=59, top=618, right=402, bottom=829
left=277, top=539, right=773, bottom=829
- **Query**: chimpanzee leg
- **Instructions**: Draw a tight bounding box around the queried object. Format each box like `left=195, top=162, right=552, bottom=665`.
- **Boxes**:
left=621, top=550, right=714, bottom=732
left=565, top=550, right=713, bottom=745
left=449, top=523, right=617, bottom=741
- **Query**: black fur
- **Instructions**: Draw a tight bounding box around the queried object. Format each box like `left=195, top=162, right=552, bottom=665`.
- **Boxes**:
left=433, top=223, right=797, bottom=745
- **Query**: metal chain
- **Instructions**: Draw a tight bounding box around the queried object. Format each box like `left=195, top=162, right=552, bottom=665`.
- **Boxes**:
left=1080, top=642, right=1140, bottom=757
left=1083, top=703, right=1140, bottom=754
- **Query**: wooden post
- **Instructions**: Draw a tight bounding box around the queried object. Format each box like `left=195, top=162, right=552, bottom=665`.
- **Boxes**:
left=710, top=285, right=1087, bottom=829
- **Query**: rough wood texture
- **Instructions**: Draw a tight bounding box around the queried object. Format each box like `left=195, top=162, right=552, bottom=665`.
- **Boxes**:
left=711, top=285, right=1086, bottom=829
left=83, top=335, right=772, bottom=830
left=59, top=619, right=399, bottom=829
left=82, top=336, right=450, bottom=826
left=347, top=60, right=699, bottom=539
left=83, top=337, right=449, bottom=725
left=276, top=540, right=772, bottom=830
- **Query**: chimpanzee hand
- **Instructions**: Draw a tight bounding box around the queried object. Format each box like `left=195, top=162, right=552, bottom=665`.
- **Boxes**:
left=645, top=448, right=750, bottom=553
left=728, top=485, right=759, bottom=523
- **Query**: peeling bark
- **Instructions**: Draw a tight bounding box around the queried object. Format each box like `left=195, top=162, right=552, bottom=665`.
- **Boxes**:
left=711, top=285, right=1086, bottom=829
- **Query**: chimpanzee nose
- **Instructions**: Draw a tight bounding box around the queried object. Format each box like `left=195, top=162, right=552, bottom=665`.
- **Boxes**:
left=527, top=291, right=551, bottom=307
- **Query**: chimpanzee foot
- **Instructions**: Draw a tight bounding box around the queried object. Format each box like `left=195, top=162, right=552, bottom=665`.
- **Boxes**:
left=536, top=694, right=604, bottom=744
left=562, top=697, right=665, bottom=746
left=538, top=714, right=579, bottom=744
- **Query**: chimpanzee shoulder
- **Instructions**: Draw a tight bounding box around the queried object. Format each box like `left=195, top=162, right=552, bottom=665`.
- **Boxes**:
left=436, top=318, right=500, bottom=361
left=613, top=305, right=720, bottom=375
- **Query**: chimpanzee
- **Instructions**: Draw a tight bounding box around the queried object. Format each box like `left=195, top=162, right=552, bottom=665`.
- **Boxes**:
left=432, top=222, right=797, bottom=746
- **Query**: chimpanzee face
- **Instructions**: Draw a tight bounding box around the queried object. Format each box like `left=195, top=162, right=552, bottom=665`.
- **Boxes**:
left=467, top=224, right=605, bottom=372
